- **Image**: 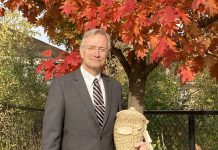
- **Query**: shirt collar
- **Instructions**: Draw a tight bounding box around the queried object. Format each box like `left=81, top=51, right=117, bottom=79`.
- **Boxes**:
left=80, top=66, right=101, bottom=86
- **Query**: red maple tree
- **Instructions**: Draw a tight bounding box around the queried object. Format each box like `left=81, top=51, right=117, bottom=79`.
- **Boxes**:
left=1, top=0, right=217, bottom=112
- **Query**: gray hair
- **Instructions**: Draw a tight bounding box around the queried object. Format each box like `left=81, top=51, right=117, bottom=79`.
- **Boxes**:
left=80, top=28, right=111, bottom=51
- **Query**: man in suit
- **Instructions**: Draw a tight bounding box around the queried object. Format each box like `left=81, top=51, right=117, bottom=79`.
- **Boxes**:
left=41, top=28, right=149, bottom=150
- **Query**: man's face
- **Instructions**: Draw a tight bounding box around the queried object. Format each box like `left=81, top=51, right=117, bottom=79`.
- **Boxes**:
left=80, top=34, right=108, bottom=75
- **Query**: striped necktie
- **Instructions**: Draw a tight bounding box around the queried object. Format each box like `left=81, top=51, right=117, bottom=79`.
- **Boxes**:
left=93, top=78, right=105, bottom=127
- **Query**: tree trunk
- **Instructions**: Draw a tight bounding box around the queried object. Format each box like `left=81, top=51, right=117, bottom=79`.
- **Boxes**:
left=128, top=68, right=147, bottom=114
left=111, top=46, right=158, bottom=114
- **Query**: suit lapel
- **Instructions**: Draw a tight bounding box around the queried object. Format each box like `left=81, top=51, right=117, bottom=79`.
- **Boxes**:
left=101, top=74, right=112, bottom=129
left=71, top=69, right=99, bottom=124
left=71, top=70, right=112, bottom=130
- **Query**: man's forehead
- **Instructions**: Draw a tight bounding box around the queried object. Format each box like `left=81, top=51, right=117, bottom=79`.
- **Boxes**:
left=85, top=33, right=107, bottom=39
left=83, top=34, right=107, bottom=43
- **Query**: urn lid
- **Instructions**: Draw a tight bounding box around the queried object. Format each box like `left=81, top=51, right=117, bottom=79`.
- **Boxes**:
left=116, top=107, right=146, bottom=121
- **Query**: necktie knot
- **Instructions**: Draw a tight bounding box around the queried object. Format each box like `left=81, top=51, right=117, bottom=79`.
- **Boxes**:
left=93, top=78, right=98, bottom=84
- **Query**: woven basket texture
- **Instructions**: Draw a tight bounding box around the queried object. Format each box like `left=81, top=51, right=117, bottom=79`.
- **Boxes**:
left=114, top=107, right=147, bottom=150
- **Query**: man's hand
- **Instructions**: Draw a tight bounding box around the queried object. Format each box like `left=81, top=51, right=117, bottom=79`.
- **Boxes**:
left=134, top=141, right=152, bottom=150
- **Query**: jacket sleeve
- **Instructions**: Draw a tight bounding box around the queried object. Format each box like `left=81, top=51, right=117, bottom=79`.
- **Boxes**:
left=41, top=78, right=65, bottom=150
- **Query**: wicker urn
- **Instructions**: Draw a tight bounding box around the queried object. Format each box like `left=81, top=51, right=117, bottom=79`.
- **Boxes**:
left=114, top=107, right=152, bottom=150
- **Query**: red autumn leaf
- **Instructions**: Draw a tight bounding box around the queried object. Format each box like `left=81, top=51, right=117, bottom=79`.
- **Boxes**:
left=83, top=6, right=98, bottom=19
left=162, top=49, right=178, bottom=68
left=100, top=21, right=110, bottom=31
left=122, top=20, right=133, bottom=30
left=184, top=44, right=193, bottom=54
left=98, top=5, right=107, bottom=19
left=44, top=70, right=53, bottom=81
left=42, top=49, right=52, bottom=57
left=156, top=36, right=167, bottom=57
left=204, top=0, right=218, bottom=15
left=101, top=0, right=114, bottom=7
left=149, top=36, right=159, bottom=49
left=56, top=62, right=72, bottom=74
left=136, top=48, right=148, bottom=60
left=136, top=11, right=149, bottom=27
left=166, top=37, right=176, bottom=50
left=42, top=59, right=54, bottom=70
left=54, top=72, right=62, bottom=78
left=150, top=50, right=159, bottom=63
left=84, top=19, right=98, bottom=30
left=112, top=8, right=123, bottom=22
left=158, top=6, right=178, bottom=27
left=54, top=64, right=62, bottom=74
left=181, top=12, right=190, bottom=25
left=133, top=25, right=140, bottom=37
left=122, top=0, right=136, bottom=14
left=191, top=56, right=204, bottom=72
left=59, top=63, right=70, bottom=73
left=0, top=8, right=5, bottom=16
left=5, top=0, right=24, bottom=11
left=64, top=51, right=81, bottom=67
left=192, top=0, right=218, bottom=15
left=68, top=66, right=78, bottom=72
left=35, top=63, right=43, bottom=74
left=60, top=0, right=78, bottom=15
left=121, top=32, right=134, bottom=44
left=176, top=8, right=190, bottom=25
left=192, top=0, right=205, bottom=11
left=178, top=66, right=195, bottom=84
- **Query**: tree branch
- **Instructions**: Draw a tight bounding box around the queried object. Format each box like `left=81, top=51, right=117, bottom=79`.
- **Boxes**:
left=142, top=59, right=160, bottom=78
left=111, top=46, right=131, bottom=77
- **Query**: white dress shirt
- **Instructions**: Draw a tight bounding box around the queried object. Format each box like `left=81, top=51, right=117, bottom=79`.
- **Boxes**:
left=80, top=66, right=106, bottom=106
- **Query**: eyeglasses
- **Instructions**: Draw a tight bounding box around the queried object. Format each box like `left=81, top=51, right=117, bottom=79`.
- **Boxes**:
left=83, top=45, right=108, bottom=53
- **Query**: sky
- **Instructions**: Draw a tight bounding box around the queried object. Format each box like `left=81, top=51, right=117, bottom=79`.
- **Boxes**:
left=32, top=26, right=66, bottom=50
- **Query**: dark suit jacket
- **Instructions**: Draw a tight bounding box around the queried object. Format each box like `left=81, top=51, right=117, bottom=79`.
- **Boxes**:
left=41, top=69, right=122, bottom=150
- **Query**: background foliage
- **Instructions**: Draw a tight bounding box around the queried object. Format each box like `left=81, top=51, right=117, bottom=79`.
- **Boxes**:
left=143, top=66, right=218, bottom=149
left=0, top=11, right=47, bottom=149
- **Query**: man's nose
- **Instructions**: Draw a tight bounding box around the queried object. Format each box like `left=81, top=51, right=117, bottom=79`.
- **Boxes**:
left=93, top=49, right=100, bottom=56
